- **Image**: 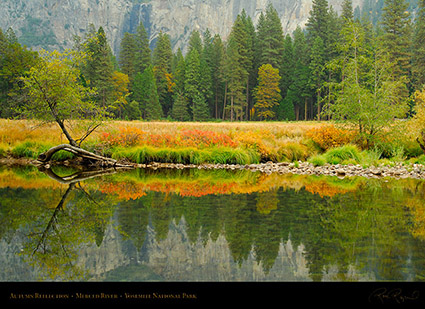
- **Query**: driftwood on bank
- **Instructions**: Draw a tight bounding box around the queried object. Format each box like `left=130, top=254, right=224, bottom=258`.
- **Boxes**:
left=36, top=144, right=134, bottom=168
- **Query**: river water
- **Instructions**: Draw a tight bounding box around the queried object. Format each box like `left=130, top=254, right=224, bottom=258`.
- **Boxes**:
left=0, top=165, right=424, bottom=282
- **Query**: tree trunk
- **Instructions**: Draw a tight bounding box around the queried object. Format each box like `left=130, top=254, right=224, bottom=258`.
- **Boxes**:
left=231, top=95, right=234, bottom=122
left=418, top=131, right=425, bottom=154
left=222, top=82, right=228, bottom=120
left=37, top=144, right=133, bottom=168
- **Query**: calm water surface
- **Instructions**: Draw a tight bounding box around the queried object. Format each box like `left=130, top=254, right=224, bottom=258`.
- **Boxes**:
left=0, top=165, right=424, bottom=282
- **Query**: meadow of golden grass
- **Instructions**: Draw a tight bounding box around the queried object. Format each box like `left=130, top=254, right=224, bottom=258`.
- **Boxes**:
left=0, top=119, right=325, bottom=145
left=4, top=119, right=422, bottom=166
left=0, top=118, right=327, bottom=164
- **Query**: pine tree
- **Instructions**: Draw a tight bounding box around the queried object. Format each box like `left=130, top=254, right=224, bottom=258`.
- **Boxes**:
left=119, top=32, right=137, bottom=80
left=153, top=31, right=173, bottom=116
left=256, top=4, right=284, bottom=69
left=171, top=92, right=190, bottom=121
left=5, top=28, right=18, bottom=45
left=224, top=24, right=248, bottom=121
left=200, top=29, right=214, bottom=117
left=306, top=0, right=330, bottom=46
left=341, top=0, right=354, bottom=22
left=280, top=34, right=294, bottom=97
left=140, top=65, right=162, bottom=120
left=309, top=36, right=326, bottom=120
left=131, top=72, right=144, bottom=115
left=277, top=34, right=295, bottom=120
left=211, top=34, right=226, bottom=119
left=290, top=27, right=311, bottom=120
left=240, top=10, right=256, bottom=120
left=188, top=31, right=203, bottom=55
left=172, top=48, right=186, bottom=95
left=192, top=92, right=209, bottom=121
left=135, top=22, right=152, bottom=74
left=184, top=48, right=201, bottom=114
left=412, top=0, right=425, bottom=90
left=223, top=12, right=253, bottom=121
left=253, top=64, right=281, bottom=120
left=81, top=26, right=115, bottom=111
left=171, top=48, right=190, bottom=121
left=380, top=0, right=412, bottom=82
left=0, top=28, right=38, bottom=118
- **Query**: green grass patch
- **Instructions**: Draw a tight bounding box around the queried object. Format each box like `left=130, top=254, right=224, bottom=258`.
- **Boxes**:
left=278, top=142, right=309, bottom=162
left=11, top=141, right=51, bottom=159
left=111, top=146, right=260, bottom=165
left=409, top=154, right=425, bottom=165
left=324, top=145, right=361, bottom=165
left=11, top=141, right=75, bottom=161
left=308, top=154, right=327, bottom=166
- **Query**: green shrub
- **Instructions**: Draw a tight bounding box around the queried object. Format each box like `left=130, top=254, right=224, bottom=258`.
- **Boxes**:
left=11, top=141, right=53, bottom=159
left=410, top=154, right=425, bottom=165
left=308, top=154, right=327, bottom=166
left=324, top=145, right=361, bottom=165
left=210, top=148, right=252, bottom=165
left=360, top=148, right=382, bottom=167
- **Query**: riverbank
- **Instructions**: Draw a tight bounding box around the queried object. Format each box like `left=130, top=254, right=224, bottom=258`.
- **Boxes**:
left=2, top=156, right=424, bottom=180
left=134, top=161, right=425, bottom=179
left=1, top=119, right=425, bottom=179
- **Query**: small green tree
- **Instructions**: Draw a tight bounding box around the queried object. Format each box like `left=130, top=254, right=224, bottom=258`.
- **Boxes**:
left=324, top=21, right=409, bottom=146
left=19, top=49, right=103, bottom=148
left=171, top=92, right=190, bottom=121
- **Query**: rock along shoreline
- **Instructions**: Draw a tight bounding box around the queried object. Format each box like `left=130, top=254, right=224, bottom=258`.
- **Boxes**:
left=136, top=161, right=425, bottom=180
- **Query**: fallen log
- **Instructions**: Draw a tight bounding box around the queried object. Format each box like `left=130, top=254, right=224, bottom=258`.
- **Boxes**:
left=37, top=144, right=133, bottom=168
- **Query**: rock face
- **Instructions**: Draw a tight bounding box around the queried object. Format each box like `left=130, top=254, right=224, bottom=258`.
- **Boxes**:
left=0, top=0, right=363, bottom=55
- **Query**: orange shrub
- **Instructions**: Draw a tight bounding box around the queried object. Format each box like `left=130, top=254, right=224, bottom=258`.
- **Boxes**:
left=101, top=127, right=145, bottom=147
left=306, top=125, right=355, bottom=151
left=101, top=127, right=237, bottom=149
left=178, top=130, right=237, bottom=148
left=233, top=131, right=276, bottom=161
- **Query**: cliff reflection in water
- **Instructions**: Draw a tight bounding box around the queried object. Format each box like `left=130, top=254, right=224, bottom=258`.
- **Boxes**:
left=0, top=165, right=424, bottom=282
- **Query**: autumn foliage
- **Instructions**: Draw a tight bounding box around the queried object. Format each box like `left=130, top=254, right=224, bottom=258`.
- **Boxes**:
left=100, top=127, right=238, bottom=149
left=306, top=125, right=356, bottom=151
left=253, top=64, right=282, bottom=120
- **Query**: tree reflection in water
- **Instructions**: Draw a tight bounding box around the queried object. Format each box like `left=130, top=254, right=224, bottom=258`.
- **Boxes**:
left=0, top=166, right=424, bottom=281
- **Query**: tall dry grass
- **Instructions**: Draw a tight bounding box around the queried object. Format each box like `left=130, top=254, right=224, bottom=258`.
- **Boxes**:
left=0, top=119, right=326, bottom=162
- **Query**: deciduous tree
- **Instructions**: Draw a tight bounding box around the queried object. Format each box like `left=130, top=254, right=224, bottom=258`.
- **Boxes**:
left=253, top=64, right=281, bottom=120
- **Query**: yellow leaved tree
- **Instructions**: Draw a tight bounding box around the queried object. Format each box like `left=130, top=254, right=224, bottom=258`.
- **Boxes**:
left=253, top=64, right=281, bottom=120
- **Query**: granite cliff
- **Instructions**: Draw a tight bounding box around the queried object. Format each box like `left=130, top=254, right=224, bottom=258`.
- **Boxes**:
left=0, top=0, right=362, bottom=55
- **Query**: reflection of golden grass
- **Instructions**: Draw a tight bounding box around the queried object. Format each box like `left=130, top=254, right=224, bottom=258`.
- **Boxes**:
left=0, top=166, right=359, bottom=199
left=0, top=168, right=65, bottom=190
